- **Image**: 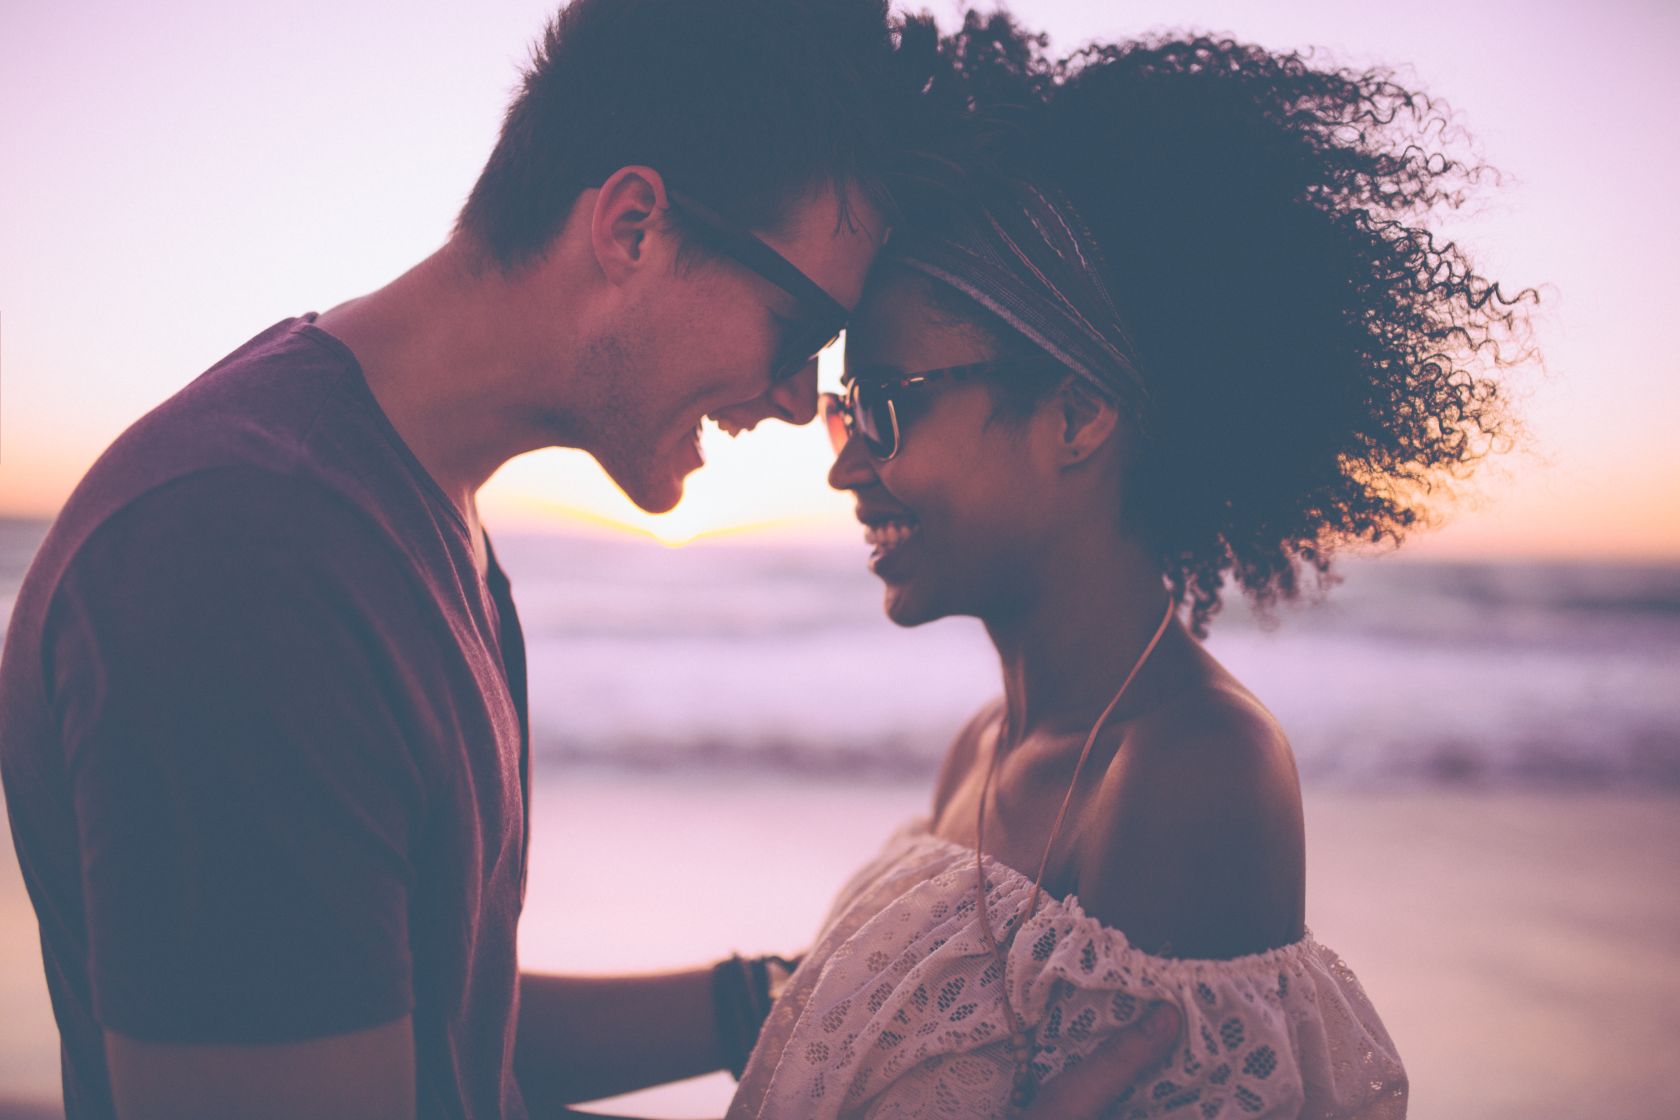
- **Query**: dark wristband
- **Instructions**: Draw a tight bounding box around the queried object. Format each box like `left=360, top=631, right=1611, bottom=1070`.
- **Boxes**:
left=712, top=952, right=802, bottom=1080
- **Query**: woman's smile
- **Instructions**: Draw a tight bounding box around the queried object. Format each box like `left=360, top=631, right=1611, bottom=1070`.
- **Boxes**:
left=857, top=505, right=922, bottom=575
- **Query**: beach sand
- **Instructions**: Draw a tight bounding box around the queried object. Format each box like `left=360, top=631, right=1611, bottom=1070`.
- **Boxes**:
left=2, top=772, right=1677, bottom=1119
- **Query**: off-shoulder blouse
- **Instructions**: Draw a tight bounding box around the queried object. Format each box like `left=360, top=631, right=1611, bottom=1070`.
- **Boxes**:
left=730, top=819, right=1406, bottom=1119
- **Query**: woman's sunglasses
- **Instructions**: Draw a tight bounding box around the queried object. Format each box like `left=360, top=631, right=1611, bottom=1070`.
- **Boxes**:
left=665, top=190, right=850, bottom=382
left=821, top=360, right=1042, bottom=461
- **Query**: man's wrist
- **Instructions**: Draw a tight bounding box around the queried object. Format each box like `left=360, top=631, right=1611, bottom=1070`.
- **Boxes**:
left=710, top=952, right=802, bottom=1080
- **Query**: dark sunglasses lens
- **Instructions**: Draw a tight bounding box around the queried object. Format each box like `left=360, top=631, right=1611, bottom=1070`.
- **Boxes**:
left=851, top=383, right=896, bottom=458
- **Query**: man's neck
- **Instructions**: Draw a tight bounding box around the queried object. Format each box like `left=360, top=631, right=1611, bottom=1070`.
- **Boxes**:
left=314, top=236, right=584, bottom=519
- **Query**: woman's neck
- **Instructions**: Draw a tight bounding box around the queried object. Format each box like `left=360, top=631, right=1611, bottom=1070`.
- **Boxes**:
left=984, top=528, right=1171, bottom=747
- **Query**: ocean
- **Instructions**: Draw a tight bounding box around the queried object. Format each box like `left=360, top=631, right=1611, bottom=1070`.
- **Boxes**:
left=3, top=516, right=1677, bottom=791
left=3, top=515, right=1679, bottom=1120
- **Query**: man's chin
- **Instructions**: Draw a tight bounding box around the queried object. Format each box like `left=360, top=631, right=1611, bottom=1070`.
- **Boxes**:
left=632, top=488, right=683, bottom=516
left=613, top=464, right=691, bottom=516
left=594, top=434, right=702, bottom=515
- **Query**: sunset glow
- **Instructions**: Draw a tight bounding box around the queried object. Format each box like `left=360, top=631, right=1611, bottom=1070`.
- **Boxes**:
left=476, top=352, right=859, bottom=547
left=2, top=0, right=1676, bottom=560
left=2, top=9, right=1678, bottom=1119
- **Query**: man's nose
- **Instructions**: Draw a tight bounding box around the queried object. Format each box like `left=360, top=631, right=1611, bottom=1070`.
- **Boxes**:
left=765, top=358, right=820, bottom=426
left=710, top=359, right=820, bottom=434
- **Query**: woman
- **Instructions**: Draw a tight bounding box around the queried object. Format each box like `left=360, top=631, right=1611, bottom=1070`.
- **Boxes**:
left=727, top=17, right=1531, bottom=1120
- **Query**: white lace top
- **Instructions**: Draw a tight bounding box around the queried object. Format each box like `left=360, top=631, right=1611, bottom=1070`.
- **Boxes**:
left=730, top=819, right=1406, bottom=1119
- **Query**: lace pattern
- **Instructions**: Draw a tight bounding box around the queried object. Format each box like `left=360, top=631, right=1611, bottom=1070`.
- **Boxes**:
left=729, top=820, right=1406, bottom=1119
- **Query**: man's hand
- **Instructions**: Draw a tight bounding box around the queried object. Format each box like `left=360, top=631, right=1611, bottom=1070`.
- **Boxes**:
left=1022, top=1002, right=1182, bottom=1120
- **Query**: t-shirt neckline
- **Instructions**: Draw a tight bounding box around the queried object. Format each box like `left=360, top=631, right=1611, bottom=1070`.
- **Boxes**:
left=292, top=313, right=479, bottom=548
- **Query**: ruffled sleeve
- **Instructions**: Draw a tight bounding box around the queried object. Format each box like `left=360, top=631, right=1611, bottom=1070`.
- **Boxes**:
left=1004, top=896, right=1406, bottom=1119
left=730, top=824, right=1406, bottom=1120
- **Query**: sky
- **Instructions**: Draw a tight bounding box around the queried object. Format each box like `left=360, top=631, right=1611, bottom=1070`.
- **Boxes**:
left=1, top=0, right=1677, bottom=557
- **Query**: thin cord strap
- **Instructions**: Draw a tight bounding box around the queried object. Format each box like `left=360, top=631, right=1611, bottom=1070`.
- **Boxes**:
left=974, top=597, right=1177, bottom=1117
left=1023, top=599, right=1177, bottom=915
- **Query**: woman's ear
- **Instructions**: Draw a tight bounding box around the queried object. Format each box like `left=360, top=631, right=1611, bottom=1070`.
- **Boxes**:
left=1055, top=378, right=1121, bottom=466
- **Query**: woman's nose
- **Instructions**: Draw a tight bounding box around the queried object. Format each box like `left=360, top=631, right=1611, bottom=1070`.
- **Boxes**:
left=826, top=428, right=878, bottom=491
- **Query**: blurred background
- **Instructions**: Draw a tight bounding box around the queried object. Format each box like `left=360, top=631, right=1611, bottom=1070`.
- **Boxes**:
left=2, top=1, right=1677, bottom=1117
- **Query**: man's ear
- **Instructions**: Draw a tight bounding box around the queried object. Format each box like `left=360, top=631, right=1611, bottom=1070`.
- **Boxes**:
left=1056, top=378, right=1122, bottom=467
left=590, top=166, right=670, bottom=286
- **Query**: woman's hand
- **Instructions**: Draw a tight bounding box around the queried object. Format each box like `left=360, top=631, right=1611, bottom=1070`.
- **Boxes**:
left=1022, top=1003, right=1182, bottom=1120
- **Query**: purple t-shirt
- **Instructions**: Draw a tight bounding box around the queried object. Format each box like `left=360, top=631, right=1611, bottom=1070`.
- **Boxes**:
left=0, top=317, right=530, bottom=1119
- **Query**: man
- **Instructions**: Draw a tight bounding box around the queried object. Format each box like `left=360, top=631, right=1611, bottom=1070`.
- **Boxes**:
left=0, top=1, right=1175, bottom=1116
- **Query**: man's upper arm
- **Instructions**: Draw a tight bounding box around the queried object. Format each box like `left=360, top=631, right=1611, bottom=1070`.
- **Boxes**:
left=106, top=1016, right=416, bottom=1120
left=47, top=470, right=435, bottom=1045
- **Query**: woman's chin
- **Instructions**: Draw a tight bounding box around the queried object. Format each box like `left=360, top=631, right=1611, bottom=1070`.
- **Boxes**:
left=881, top=582, right=940, bottom=628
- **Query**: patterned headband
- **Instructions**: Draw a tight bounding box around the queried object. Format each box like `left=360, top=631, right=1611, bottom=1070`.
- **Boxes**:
left=890, top=181, right=1146, bottom=407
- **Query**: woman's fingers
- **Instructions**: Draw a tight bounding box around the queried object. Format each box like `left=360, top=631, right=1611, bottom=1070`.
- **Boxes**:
left=1021, top=1002, right=1182, bottom=1120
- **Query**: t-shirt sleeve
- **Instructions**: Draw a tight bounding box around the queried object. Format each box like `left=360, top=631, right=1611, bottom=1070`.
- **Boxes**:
left=43, top=469, right=440, bottom=1044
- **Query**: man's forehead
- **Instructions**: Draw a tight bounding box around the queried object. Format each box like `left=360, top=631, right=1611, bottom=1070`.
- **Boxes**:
left=775, top=179, right=890, bottom=243
left=763, top=183, right=891, bottom=309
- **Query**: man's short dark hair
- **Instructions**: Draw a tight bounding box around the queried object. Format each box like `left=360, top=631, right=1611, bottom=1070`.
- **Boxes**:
left=458, top=0, right=896, bottom=269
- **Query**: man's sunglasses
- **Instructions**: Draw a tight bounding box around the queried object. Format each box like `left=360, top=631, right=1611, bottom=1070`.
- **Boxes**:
left=821, top=359, right=1060, bottom=461
left=665, top=190, right=850, bottom=383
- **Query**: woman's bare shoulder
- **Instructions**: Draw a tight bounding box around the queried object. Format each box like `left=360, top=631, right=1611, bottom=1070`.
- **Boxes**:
left=930, top=696, right=1005, bottom=820
left=1075, top=673, right=1307, bottom=958
left=1128, top=674, right=1296, bottom=780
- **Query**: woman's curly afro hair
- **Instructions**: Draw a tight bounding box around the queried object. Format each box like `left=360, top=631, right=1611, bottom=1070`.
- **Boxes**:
left=888, top=12, right=1537, bottom=633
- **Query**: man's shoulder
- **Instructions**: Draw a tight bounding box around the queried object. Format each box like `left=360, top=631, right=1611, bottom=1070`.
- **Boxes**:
left=25, top=318, right=421, bottom=618
left=69, top=316, right=367, bottom=519
left=26, top=466, right=461, bottom=740
left=72, top=465, right=401, bottom=574
left=17, top=464, right=424, bottom=698
left=22, top=469, right=419, bottom=684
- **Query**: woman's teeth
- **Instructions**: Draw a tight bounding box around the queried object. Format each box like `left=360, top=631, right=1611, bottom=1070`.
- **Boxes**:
left=864, top=520, right=919, bottom=550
